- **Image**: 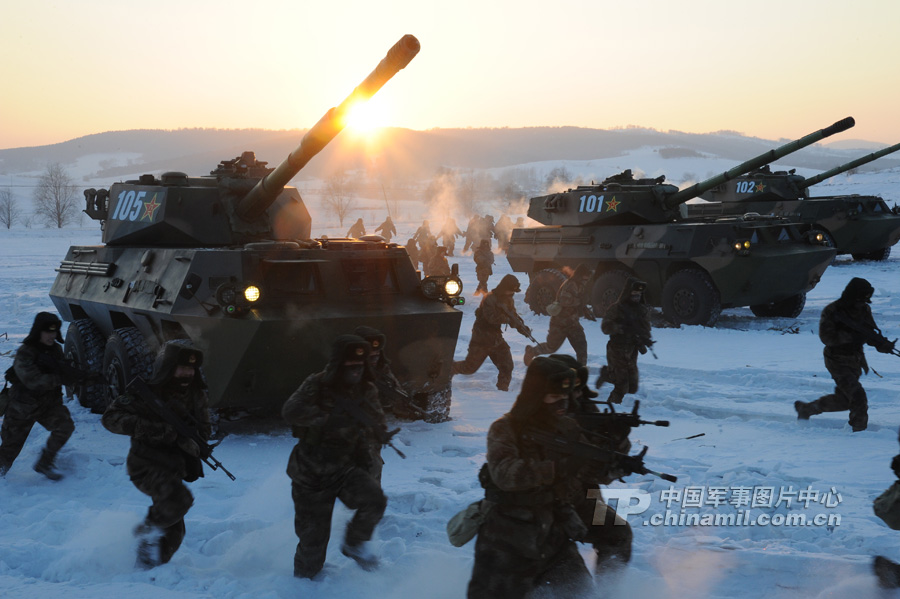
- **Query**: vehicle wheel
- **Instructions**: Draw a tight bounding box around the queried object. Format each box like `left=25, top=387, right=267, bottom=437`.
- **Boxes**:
left=750, top=293, right=806, bottom=318
left=102, top=327, right=154, bottom=410
left=63, top=319, right=106, bottom=412
left=590, top=270, right=631, bottom=318
left=524, top=269, right=566, bottom=315
left=852, top=247, right=891, bottom=261
left=661, top=269, right=722, bottom=326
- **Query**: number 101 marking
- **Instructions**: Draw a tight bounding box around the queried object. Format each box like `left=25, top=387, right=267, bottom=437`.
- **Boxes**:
left=579, top=194, right=605, bottom=212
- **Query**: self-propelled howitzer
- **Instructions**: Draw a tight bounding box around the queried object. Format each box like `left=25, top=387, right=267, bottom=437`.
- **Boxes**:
left=51, top=35, right=465, bottom=421
left=509, top=119, right=852, bottom=325
left=686, top=141, right=900, bottom=261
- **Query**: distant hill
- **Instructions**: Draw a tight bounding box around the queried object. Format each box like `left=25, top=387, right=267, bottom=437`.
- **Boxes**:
left=1, top=127, right=898, bottom=182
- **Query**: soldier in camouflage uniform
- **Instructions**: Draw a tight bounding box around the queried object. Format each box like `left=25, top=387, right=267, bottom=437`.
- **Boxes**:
left=374, top=216, right=396, bottom=242
left=525, top=264, right=594, bottom=366
left=425, top=246, right=452, bottom=277
left=282, top=335, right=393, bottom=579
left=874, top=427, right=900, bottom=588
left=549, top=353, right=634, bottom=575
left=0, top=312, right=78, bottom=480
left=473, top=239, right=494, bottom=296
left=597, top=278, right=653, bottom=404
left=795, top=277, right=895, bottom=432
left=467, top=356, right=593, bottom=598
left=452, top=275, right=532, bottom=392
left=102, top=340, right=211, bottom=568
left=405, top=238, right=420, bottom=270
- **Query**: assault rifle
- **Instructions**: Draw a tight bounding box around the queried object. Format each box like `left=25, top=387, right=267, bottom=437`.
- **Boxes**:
left=128, top=377, right=236, bottom=481
left=331, top=393, right=407, bottom=459
left=575, top=400, right=669, bottom=435
left=522, top=426, right=677, bottom=483
left=498, top=304, right=538, bottom=344
left=834, top=311, right=900, bottom=357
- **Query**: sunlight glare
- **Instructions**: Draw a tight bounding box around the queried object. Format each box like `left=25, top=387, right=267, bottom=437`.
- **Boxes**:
left=345, top=97, right=391, bottom=134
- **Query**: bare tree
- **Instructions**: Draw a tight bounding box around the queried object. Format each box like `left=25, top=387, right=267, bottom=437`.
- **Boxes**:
left=33, top=163, right=80, bottom=228
left=0, top=187, right=21, bottom=229
left=321, top=171, right=357, bottom=228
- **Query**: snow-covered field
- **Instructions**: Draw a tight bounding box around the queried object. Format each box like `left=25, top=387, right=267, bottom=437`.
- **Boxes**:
left=3, top=163, right=900, bottom=599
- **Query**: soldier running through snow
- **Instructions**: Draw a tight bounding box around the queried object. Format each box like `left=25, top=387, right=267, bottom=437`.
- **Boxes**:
left=282, top=335, right=395, bottom=578
left=346, top=218, right=366, bottom=239
left=525, top=264, right=595, bottom=366
left=374, top=216, right=396, bottom=242
left=0, top=312, right=80, bottom=480
left=102, top=340, right=211, bottom=568
left=440, top=217, right=464, bottom=257
left=473, top=239, right=494, bottom=296
left=452, top=274, right=532, bottom=392
left=466, top=357, right=593, bottom=598
left=795, top=277, right=896, bottom=432
left=596, top=278, right=653, bottom=404
left=425, top=246, right=452, bottom=277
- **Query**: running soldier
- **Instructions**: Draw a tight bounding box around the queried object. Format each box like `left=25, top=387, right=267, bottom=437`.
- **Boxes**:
left=283, top=335, right=394, bottom=578
left=525, top=264, right=594, bottom=366
left=102, top=340, right=211, bottom=568
left=0, top=312, right=79, bottom=480
left=374, top=216, right=396, bottom=242
left=597, top=278, right=653, bottom=404
left=473, top=239, right=494, bottom=296
left=425, top=246, right=452, bottom=277
left=452, top=274, right=532, bottom=392
left=795, top=277, right=896, bottom=432
left=467, top=356, right=593, bottom=598
left=440, top=217, right=464, bottom=256
left=346, top=218, right=366, bottom=239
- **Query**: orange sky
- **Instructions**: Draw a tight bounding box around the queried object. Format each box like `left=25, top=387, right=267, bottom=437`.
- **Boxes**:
left=2, top=0, right=898, bottom=150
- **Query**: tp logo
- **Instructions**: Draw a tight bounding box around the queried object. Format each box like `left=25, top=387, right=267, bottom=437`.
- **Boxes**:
left=587, top=489, right=650, bottom=524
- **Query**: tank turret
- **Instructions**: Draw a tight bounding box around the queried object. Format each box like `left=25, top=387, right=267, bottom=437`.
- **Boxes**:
left=527, top=117, right=854, bottom=227
left=86, top=34, right=420, bottom=248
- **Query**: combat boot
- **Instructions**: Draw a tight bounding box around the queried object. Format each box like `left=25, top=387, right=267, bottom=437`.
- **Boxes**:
left=33, top=449, right=63, bottom=481
left=874, top=555, right=900, bottom=588
left=794, top=401, right=815, bottom=420
left=134, top=523, right=164, bottom=570
left=341, top=541, right=379, bottom=571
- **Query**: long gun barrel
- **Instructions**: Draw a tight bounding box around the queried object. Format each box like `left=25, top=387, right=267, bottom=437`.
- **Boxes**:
left=664, top=117, right=855, bottom=208
left=236, top=34, right=421, bottom=221
left=800, top=141, right=900, bottom=189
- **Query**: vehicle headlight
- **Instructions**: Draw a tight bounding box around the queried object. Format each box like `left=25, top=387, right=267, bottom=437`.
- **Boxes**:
left=244, top=285, right=261, bottom=302
left=444, top=278, right=461, bottom=296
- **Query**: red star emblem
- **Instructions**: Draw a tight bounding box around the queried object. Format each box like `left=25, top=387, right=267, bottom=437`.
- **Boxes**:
left=605, top=196, right=620, bottom=212
left=141, top=194, right=162, bottom=222
left=754, top=182, right=765, bottom=193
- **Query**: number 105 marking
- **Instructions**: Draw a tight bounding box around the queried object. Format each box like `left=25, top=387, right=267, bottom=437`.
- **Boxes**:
left=579, top=194, right=605, bottom=212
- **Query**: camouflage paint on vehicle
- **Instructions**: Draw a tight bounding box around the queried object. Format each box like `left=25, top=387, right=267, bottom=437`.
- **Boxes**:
left=49, top=35, right=465, bottom=419
left=509, top=119, right=852, bottom=326
left=685, top=142, right=900, bottom=261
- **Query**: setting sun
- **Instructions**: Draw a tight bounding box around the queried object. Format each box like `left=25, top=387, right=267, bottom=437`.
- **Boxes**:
left=345, top=97, right=391, bottom=134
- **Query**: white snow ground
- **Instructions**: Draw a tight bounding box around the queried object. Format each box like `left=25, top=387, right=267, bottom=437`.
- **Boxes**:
left=3, top=163, right=900, bottom=599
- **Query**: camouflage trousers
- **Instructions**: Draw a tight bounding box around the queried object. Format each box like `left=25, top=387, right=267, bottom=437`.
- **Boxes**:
left=291, top=466, right=387, bottom=579
left=532, top=321, right=587, bottom=365
left=806, top=351, right=868, bottom=431
left=453, top=339, right=514, bottom=391
left=467, top=515, right=592, bottom=599
left=129, top=457, right=195, bottom=566
left=0, top=398, right=74, bottom=471
left=603, top=342, right=640, bottom=404
left=475, top=272, right=491, bottom=294
left=575, top=491, right=633, bottom=574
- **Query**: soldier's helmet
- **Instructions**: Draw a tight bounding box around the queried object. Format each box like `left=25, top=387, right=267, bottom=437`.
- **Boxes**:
left=355, top=326, right=387, bottom=352
left=509, top=356, right=576, bottom=422
left=147, top=339, right=205, bottom=387
left=25, top=311, right=64, bottom=344
left=479, top=238, right=491, bottom=249
left=549, top=353, right=597, bottom=399
left=322, top=334, right=374, bottom=384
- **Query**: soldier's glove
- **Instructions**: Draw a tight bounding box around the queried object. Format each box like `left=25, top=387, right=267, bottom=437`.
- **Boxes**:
left=638, top=345, right=648, bottom=355
left=135, top=420, right=178, bottom=443
left=177, top=436, right=202, bottom=458
left=876, top=337, right=897, bottom=354
left=556, top=504, right=589, bottom=542
left=891, top=454, right=900, bottom=479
